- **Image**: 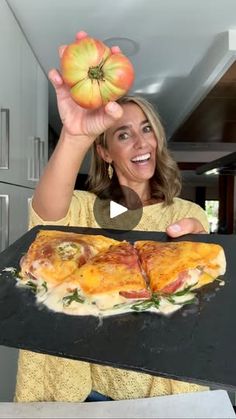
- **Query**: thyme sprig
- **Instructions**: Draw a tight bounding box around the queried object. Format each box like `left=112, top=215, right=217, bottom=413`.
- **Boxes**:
left=26, top=280, right=37, bottom=294
left=131, top=286, right=197, bottom=312
left=62, top=289, right=85, bottom=307
left=131, top=293, right=160, bottom=312
left=26, top=280, right=48, bottom=295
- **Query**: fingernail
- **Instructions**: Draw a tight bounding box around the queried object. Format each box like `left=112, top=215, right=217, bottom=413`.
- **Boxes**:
left=55, top=75, right=62, bottom=84
left=107, top=102, right=119, bottom=112
left=169, top=224, right=181, bottom=233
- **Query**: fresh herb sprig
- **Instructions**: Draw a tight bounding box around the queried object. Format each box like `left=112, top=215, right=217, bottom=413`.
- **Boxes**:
left=131, top=286, right=197, bottom=312
left=131, top=293, right=160, bottom=312
left=26, top=280, right=37, bottom=294
left=165, top=285, right=197, bottom=305
left=62, top=289, right=85, bottom=307
left=41, top=281, right=48, bottom=293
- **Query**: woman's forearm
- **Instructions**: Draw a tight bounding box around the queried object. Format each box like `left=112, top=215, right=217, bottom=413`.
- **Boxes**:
left=32, top=127, right=94, bottom=221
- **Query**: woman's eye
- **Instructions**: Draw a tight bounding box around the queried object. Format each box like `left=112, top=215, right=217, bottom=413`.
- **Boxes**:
left=118, top=132, right=129, bottom=140
left=143, top=124, right=152, bottom=133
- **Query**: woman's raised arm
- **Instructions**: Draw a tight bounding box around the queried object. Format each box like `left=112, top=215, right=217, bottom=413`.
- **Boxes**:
left=32, top=31, right=123, bottom=221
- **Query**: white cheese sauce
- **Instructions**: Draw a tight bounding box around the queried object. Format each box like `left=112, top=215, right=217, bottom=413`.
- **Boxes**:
left=11, top=269, right=224, bottom=318
left=31, top=282, right=197, bottom=318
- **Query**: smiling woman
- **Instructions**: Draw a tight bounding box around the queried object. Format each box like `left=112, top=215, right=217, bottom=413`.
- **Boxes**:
left=89, top=95, right=182, bottom=206
left=14, top=31, right=210, bottom=403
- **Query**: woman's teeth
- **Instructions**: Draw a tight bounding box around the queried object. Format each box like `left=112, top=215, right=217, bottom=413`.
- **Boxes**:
left=131, top=153, right=151, bottom=163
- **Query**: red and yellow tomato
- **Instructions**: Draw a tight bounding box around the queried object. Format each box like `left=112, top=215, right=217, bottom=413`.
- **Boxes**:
left=61, top=36, right=135, bottom=109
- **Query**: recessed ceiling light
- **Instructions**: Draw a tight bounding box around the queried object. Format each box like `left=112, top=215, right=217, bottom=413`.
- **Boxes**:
left=205, top=169, right=219, bottom=175
left=103, top=37, right=139, bottom=57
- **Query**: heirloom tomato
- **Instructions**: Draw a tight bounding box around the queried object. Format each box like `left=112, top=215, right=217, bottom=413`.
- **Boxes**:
left=61, top=36, right=135, bottom=109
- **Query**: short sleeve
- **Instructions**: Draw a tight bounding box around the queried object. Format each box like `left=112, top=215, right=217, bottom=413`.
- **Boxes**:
left=28, top=200, right=72, bottom=229
left=184, top=202, right=210, bottom=233
left=172, top=199, right=210, bottom=233
left=28, top=190, right=97, bottom=230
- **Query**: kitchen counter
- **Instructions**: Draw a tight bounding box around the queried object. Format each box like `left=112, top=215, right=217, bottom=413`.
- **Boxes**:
left=0, top=390, right=235, bottom=418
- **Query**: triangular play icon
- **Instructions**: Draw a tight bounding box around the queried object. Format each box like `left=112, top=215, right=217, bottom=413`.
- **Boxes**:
left=110, top=201, right=128, bottom=219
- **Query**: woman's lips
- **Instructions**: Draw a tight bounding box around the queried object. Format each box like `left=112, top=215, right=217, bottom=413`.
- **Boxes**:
left=131, top=152, right=151, bottom=164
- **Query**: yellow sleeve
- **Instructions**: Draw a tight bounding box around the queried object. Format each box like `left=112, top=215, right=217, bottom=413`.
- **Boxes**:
left=28, top=200, right=71, bottom=229
left=91, top=364, right=208, bottom=399
left=169, top=378, right=209, bottom=394
left=171, top=199, right=210, bottom=233
left=15, top=350, right=92, bottom=402
left=28, top=190, right=97, bottom=229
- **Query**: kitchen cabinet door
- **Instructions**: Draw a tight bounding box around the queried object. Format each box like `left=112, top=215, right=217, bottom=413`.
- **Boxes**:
left=0, top=0, right=22, bottom=183
left=20, top=39, right=49, bottom=187
left=0, top=0, right=48, bottom=187
left=0, top=182, right=33, bottom=253
left=19, top=39, right=48, bottom=187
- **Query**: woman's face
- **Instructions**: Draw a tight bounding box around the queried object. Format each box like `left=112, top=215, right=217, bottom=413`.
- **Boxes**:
left=101, top=103, right=157, bottom=185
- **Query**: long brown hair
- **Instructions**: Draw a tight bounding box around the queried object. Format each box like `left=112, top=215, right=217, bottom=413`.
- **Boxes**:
left=87, top=95, right=181, bottom=205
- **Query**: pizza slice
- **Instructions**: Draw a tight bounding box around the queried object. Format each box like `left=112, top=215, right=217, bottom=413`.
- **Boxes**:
left=44, top=241, right=151, bottom=315
left=18, top=230, right=120, bottom=294
left=135, top=240, right=226, bottom=295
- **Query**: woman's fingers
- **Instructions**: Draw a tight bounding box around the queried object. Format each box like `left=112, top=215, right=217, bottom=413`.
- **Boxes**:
left=104, top=101, right=123, bottom=120
left=48, top=69, right=71, bottom=102
left=75, top=30, right=88, bottom=41
left=166, top=217, right=206, bottom=237
left=48, top=69, right=63, bottom=88
left=58, top=45, right=67, bottom=59
left=111, top=46, right=121, bottom=54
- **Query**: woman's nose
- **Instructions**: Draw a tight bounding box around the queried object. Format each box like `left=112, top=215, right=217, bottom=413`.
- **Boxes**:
left=134, top=132, right=146, bottom=148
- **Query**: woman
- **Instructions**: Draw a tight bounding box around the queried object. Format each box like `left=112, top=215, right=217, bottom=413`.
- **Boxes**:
left=14, top=31, right=209, bottom=402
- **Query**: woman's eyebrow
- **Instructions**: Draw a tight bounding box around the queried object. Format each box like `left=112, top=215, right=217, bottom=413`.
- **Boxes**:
left=112, top=120, right=149, bottom=135
left=112, top=124, right=132, bottom=135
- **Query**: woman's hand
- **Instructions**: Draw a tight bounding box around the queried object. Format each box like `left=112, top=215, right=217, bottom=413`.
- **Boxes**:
left=48, top=31, right=123, bottom=140
left=166, top=217, right=207, bottom=237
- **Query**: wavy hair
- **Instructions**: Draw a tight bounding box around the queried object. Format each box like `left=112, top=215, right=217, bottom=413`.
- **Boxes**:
left=87, top=95, right=181, bottom=205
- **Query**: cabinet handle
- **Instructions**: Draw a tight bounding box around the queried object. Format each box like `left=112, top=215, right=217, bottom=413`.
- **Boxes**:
left=39, top=138, right=45, bottom=176
left=34, top=137, right=40, bottom=180
left=0, top=108, right=10, bottom=169
left=28, top=136, right=41, bottom=181
left=0, top=194, right=9, bottom=252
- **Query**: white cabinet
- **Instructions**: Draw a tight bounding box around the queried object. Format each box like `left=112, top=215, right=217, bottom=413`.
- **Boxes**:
left=20, top=39, right=48, bottom=187
left=0, top=0, right=48, bottom=187
left=0, top=182, right=33, bottom=252
left=0, top=0, right=22, bottom=183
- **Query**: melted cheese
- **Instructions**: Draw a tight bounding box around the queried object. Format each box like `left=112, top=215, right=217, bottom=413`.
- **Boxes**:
left=26, top=278, right=198, bottom=318
left=16, top=235, right=226, bottom=318
left=19, top=230, right=120, bottom=286
left=135, top=241, right=226, bottom=292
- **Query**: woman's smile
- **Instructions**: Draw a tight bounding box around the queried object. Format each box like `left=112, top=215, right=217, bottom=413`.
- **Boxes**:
left=104, top=103, right=157, bottom=184
left=130, top=152, right=151, bottom=164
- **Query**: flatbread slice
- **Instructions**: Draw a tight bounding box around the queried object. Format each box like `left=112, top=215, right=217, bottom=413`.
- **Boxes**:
left=135, top=240, right=226, bottom=294
left=51, top=241, right=151, bottom=313
left=19, top=230, right=120, bottom=290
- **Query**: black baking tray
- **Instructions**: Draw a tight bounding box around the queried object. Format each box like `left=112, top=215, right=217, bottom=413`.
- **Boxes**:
left=0, top=225, right=235, bottom=390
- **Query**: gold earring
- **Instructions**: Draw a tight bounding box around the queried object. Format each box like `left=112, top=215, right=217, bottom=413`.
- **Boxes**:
left=108, top=163, right=113, bottom=180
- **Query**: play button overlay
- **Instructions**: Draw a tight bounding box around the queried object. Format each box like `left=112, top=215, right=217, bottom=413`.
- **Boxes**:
left=93, top=185, right=143, bottom=232
left=110, top=201, right=128, bottom=218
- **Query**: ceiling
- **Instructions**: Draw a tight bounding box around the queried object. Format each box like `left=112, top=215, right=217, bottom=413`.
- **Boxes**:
left=5, top=0, right=236, bottom=148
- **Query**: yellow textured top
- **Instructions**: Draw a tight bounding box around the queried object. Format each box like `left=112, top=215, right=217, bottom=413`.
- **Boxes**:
left=15, top=190, right=209, bottom=402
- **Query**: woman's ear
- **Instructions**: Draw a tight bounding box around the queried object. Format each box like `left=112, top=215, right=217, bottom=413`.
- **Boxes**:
left=96, top=144, right=112, bottom=163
